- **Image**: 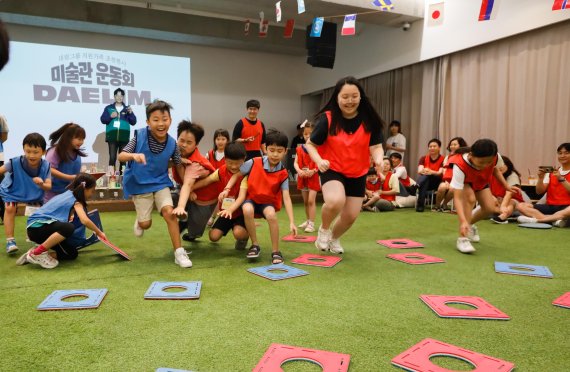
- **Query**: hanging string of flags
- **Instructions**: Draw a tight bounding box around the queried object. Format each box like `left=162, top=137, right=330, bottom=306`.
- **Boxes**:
left=248, top=0, right=570, bottom=37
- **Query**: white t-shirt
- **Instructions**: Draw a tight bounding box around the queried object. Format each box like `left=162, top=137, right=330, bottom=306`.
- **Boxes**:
left=385, top=133, right=406, bottom=159
left=450, top=153, right=504, bottom=190
left=392, top=164, right=408, bottom=181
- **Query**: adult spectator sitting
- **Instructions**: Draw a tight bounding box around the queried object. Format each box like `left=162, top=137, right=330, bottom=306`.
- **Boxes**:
left=516, top=143, right=570, bottom=227
left=415, top=138, right=444, bottom=212
left=385, top=120, right=406, bottom=161
left=389, top=152, right=416, bottom=196
left=434, top=137, right=468, bottom=211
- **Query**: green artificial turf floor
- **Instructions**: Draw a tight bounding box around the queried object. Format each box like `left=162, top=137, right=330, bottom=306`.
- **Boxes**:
left=0, top=207, right=568, bottom=371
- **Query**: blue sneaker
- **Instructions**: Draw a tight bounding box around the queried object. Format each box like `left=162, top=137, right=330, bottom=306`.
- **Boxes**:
left=6, top=240, right=18, bottom=254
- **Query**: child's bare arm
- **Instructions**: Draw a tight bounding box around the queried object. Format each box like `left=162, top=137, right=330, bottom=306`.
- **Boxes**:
left=282, top=189, right=297, bottom=236
left=74, top=204, right=106, bottom=240
left=118, top=152, right=146, bottom=164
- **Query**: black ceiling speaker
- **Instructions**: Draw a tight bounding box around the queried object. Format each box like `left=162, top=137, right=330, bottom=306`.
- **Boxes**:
left=306, top=21, right=337, bottom=69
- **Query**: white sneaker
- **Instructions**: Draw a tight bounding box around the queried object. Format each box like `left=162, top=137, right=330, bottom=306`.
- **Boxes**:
left=27, top=251, right=59, bottom=269
left=304, top=221, right=315, bottom=233
left=315, top=225, right=332, bottom=251
left=517, top=216, right=537, bottom=224
left=174, top=247, right=192, bottom=268
left=298, top=220, right=309, bottom=229
left=328, top=238, right=344, bottom=254
left=133, top=219, right=144, bottom=237
left=467, top=224, right=480, bottom=243
left=456, top=237, right=476, bottom=253
left=16, top=249, right=31, bottom=266
left=553, top=219, right=567, bottom=228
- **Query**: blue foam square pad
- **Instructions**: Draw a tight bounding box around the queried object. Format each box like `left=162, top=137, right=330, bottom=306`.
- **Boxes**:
left=156, top=368, right=194, bottom=372
left=37, top=289, right=108, bottom=311
left=518, top=222, right=552, bottom=229
left=247, top=263, right=309, bottom=281
left=144, top=281, right=202, bottom=300
left=495, top=262, right=553, bottom=278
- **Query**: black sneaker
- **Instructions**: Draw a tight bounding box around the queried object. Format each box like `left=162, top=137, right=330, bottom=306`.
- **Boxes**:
left=490, top=216, right=508, bottom=224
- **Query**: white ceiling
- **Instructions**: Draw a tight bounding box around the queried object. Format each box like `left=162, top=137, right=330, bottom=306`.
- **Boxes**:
left=89, top=0, right=424, bottom=28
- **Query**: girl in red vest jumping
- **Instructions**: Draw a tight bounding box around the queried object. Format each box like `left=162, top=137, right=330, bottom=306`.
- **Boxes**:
left=305, top=76, right=384, bottom=254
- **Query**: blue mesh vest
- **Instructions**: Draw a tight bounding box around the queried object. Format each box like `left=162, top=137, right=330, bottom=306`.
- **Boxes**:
left=0, top=156, right=50, bottom=203
left=27, top=190, right=78, bottom=226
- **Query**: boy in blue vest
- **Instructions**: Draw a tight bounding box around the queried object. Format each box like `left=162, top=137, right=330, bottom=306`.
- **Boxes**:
left=0, top=133, right=52, bottom=254
left=118, top=100, right=192, bottom=268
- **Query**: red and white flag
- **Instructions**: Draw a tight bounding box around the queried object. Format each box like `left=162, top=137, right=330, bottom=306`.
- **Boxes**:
left=284, top=19, right=295, bottom=38
left=244, top=19, right=250, bottom=36
left=259, top=20, right=269, bottom=37
left=276, top=1, right=282, bottom=22
left=341, top=14, right=357, bottom=36
left=427, top=2, right=444, bottom=27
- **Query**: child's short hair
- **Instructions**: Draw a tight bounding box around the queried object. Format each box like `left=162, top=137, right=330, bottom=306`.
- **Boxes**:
left=367, top=167, right=377, bottom=176
left=146, top=99, right=173, bottom=120
left=212, top=129, right=230, bottom=150
left=471, top=139, right=498, bottom=158
left=224, top=142, right=247, bottom=160
left=113, top=88, right=125, bottom=96
left=22, top=133, right=47, bottom=151
left=177, top=120, right=204, bottom=144
left=557, top=143, right=570, bottom=153
left=389, top=152, right=402, bottom=160
left=428, top=138, right=442, bottom=147
left=246, top=99, right=260, bottom=109
left=389, top=120, right=401, bottom=133
left=265, top=129, right=288, bottom=148
left=301, top=120, right=313, bottom=129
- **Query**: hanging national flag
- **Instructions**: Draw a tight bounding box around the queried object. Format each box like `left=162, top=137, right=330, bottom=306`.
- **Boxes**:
left=372, top=0, right=394, bottom=11
left=259, top=20, right=269, bottom=37
left=310, top=17, right=324, bottom=37
left=341, top=14, right=357, bottom=36
left=284, top=19, right=295, bottom=38
left=298, top=0, right=306, bottom=14
left=244, top=19, right=250, bottom=35
left=276, top=1, right=282, bottom=22
left=478, top=0, right=498, bottom=21
left=427, top=2, right=444, bottom=27
left=552, top=0, right=570, bottom=10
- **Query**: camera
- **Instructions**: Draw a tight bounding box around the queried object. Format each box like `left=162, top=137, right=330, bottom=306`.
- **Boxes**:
left=402, top=22, right=411, bottom=31
left=539, top=166, right=554, bottom=173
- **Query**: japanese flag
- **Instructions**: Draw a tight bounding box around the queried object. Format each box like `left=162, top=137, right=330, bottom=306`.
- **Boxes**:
left=428, top=2, right=444, bottom=27
left=276, top=1, right=282, bottom=22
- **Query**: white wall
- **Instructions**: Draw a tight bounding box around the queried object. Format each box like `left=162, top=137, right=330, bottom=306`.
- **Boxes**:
left=421, top=0, right=570, bottom=60
left=301, top=0, right=570, bottom=94
left=5, top=24, right=307, bottom=150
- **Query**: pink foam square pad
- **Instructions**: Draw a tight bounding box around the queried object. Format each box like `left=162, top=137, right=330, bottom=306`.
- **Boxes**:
left=376, top=238, right=424, bottom=249
left=281, top=235, right=317, bottom=243
left=552, top=292, right=570, bottom=309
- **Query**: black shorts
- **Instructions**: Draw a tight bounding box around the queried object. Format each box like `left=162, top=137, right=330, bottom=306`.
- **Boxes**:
left=534, top=204, right=569, bottom=215
left=319, top=169, right=367, bottom=197
left=212, top=215, right=246, bottom=236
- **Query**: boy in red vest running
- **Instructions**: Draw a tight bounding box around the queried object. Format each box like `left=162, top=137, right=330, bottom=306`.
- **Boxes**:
left=220, top=129, right=296, bottom=264
left=232, top=99, right=267, bottom=161
left=191, top=142, right=250, bottom=250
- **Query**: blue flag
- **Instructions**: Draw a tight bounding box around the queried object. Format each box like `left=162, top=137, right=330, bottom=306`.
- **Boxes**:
left=310, top=17, right=324, bottom=37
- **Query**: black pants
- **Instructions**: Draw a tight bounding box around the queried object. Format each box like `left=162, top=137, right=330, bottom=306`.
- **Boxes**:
left=27, top=221, right=77, bottom=260
left=108, top=142, right=127, bottom=171
left=416, top=175, right=442, bottom=207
